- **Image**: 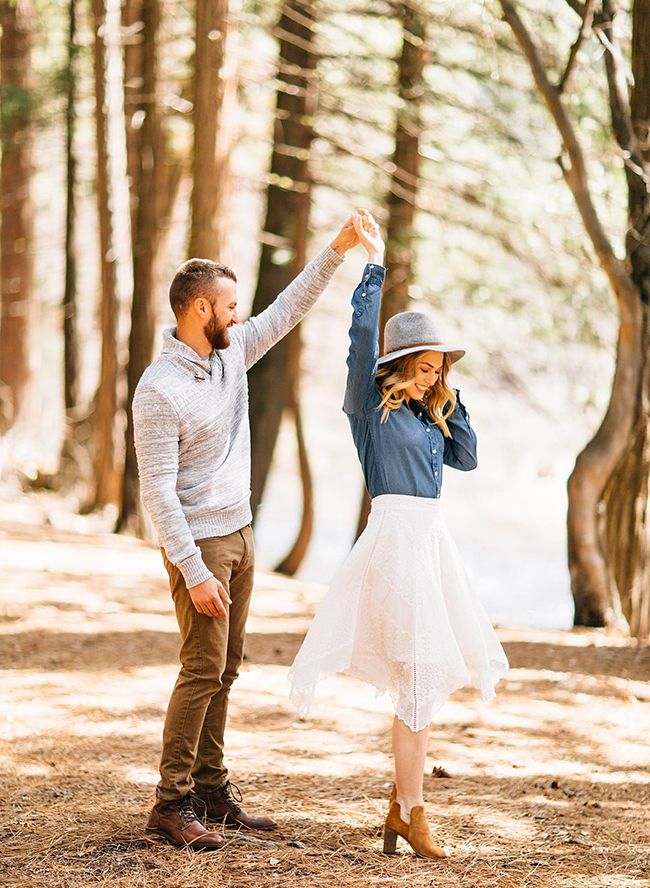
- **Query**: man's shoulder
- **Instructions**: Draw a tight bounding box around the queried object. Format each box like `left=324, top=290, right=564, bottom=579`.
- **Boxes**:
left=134, top=358, right=182, bottom=412
left=140, top=349, right=194, bottom=384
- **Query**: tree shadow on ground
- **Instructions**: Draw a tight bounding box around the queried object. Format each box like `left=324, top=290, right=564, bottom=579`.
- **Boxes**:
left=1, top=629, right=180, bottom=671
left=503, top=641, right=650, bottom=682
left=4, top=627, right=649, bottom=688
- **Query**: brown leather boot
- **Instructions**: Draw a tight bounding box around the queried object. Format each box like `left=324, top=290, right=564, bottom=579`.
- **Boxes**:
left=383, top=799, right=446, bottom=859
left=145, top=794, right=226, bottom=850
left=195, top=781, right=277, bottom=831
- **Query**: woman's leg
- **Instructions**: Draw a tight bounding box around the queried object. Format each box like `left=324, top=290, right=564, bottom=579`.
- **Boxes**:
left=392, top=715, right=429, bottom=822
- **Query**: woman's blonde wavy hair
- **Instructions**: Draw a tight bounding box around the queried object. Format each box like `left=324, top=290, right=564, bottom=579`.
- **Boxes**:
left=376, top=351, right=456, bottom=436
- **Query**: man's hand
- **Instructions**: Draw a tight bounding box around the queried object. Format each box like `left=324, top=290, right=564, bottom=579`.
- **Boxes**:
left=188, top=576, right=231, bottom=617
left=330, top=213, right=360, bottom=255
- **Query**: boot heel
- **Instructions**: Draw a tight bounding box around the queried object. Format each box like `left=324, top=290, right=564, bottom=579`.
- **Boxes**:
left=383, top=826, right=398, bottom=854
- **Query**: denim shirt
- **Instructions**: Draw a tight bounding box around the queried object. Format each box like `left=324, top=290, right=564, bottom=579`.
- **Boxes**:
left=343, top=264, right=478, bottom=499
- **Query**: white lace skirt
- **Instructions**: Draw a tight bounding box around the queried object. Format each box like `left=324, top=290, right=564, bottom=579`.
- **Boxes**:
left=289, top=494, right=509, bottom=732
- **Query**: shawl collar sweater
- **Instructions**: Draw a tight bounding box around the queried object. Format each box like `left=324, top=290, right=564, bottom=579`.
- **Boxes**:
left=133, top=246, right=344, bottom=587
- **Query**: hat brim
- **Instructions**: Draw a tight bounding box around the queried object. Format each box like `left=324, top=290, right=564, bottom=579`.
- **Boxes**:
left=377, top=344, right=465, bottom=365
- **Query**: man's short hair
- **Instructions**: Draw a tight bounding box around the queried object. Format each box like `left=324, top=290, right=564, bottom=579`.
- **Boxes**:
left=169, top=258, right=237, bottom=318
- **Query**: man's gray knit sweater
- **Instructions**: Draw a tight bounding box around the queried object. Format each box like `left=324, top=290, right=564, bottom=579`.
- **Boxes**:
left=133, top=245, right=344, bottom=588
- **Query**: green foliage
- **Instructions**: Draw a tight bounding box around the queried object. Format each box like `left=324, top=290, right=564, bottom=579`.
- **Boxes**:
left=0, top=84, right=36, bottom=133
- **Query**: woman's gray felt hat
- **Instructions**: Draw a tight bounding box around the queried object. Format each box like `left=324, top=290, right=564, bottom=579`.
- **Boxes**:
left=377, top=311, right=465, bottom=366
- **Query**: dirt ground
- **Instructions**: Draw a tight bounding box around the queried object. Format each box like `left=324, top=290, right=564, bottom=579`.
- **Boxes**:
left=1, top=497, right=649, bottom=888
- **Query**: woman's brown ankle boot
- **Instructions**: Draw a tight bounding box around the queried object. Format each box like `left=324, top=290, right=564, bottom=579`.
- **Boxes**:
left=406, top=806, right=447, bottom=858
left=383, top=799, right=447, bottom=859
left=383, top=798, right=408, bottom=853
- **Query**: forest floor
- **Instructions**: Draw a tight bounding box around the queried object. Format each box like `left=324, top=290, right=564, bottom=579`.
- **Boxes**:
left=1, top=494, right=650, bottom=888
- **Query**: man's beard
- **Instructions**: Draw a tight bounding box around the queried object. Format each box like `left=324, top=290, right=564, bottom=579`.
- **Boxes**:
left=204, top=315, right=230, bottom=350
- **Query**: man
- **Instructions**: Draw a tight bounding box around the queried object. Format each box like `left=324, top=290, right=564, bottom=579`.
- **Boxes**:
left=133, top=216, right=358, bottom=850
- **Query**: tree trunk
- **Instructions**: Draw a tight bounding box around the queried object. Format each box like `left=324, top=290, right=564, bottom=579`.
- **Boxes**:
left=122, top=0, right=143, bottom=237
left=0, top=0, right=34, bottom=432
left=188, top=0, right=236, bottom=262
left=87, top=0, right=120, bottom=510
left=501, top=0, right=636, bottom=630
left=601, top=0, right=650, bottom=638
left=62, top=0, right=80, bottom=416
left=499, top=0, right=649, bottom=635
left=274, top=327, right=314, bottom=575
left=355, top=1, right=425, bottom=539
left=248, top=0, right=317, bottom=521
left=381, top=1, right=425, bottom=325
left=117, top=0, right=164, bottom=532
left=602, top=321, right=650, bottom=637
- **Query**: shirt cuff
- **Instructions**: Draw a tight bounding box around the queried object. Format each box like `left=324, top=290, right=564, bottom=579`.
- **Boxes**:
left=317, top=244, right=347, bottom=273
left=363, top=263, right=386, bottom=284
left=177, top=551, right=214, bottom=588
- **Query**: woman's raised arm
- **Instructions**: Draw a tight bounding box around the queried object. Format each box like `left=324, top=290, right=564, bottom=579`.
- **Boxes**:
left=343, top=211, right=386, bottom=415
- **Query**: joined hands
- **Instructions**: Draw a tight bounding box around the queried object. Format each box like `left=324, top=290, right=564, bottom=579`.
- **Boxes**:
left=330, top=208, right=385, bottom=267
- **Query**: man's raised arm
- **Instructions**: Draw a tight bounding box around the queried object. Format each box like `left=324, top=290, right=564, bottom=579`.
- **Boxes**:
left=234, top=215, right=358, bottom=370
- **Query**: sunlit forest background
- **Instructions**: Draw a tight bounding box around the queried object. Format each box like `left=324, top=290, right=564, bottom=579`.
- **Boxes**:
left=3, top=3, right=650, bottom=886
left=2, top=0, right=649, bottom=636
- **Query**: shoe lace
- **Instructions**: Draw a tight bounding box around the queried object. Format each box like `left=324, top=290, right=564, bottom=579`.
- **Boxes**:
left=220, top=780, right=243, bottom=814
left=178, top=793, right=199, bottom=827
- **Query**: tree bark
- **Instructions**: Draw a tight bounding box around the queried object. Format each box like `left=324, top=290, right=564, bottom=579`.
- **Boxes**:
left=603, top=331, right=650, bottom=637
left=627, top=0, right=650, bottom=283
left=355, top=1, right=426, bottom=539
left=117, top=0, right=164, bottom=532
left=248, top=0, right=317, bottom=524
left=601, top=0, right=650, bottom=638
left=188, top=0, right=236, bottom=262
left=87, top=0, right=120, bottom=510
left=62, top=0, right=80, bottom=416
left=381, top=2, right=425, bottom=325
left=274, top=327, right=314, bottom=575
left=0, top=0, right=35, bottom=432
left=122, top=0, right=143, bottom=237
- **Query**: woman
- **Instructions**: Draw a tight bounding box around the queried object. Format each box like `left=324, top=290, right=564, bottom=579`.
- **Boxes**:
left=289, top=210, right=509, bottom=859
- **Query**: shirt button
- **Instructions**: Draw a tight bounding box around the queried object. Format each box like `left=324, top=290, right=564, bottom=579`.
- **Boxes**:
left=425, top=428, right=430, bottom=433
left=433, top=449, right=437, bottom=454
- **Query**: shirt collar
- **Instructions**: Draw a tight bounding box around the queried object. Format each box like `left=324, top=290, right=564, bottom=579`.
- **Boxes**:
left=161, top=326, right=212, bottom=373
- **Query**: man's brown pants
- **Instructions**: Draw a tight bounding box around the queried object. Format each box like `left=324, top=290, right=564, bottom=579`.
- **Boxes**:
left=157, top=526, right=254, bottom=801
